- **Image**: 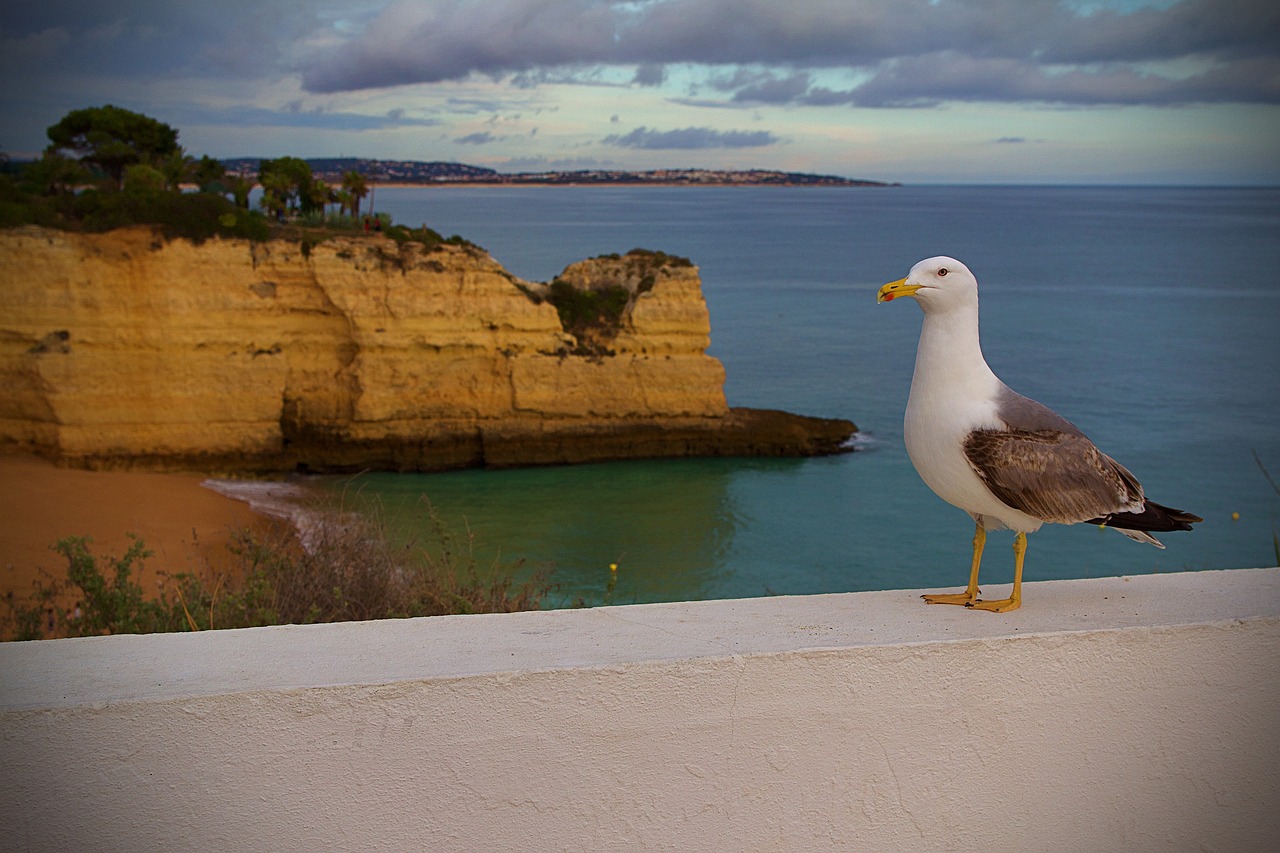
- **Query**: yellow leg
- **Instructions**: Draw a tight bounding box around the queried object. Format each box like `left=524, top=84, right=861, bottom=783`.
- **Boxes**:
left=922, top=522, right=984, bottom=606
left=968, top=531, right=1025, bottom=613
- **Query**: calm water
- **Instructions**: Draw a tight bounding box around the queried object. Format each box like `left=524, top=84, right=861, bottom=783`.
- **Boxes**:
left=322, top=185, right=1280, bottom=607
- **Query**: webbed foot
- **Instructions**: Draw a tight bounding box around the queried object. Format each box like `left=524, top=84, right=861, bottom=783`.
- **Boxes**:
left=966, top=596, right=1021, bottom=613
left=921, top=590, right=979, bottom=606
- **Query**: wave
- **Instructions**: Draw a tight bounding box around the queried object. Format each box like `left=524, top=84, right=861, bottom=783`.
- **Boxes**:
left=200, top=477, right=334, bottom=551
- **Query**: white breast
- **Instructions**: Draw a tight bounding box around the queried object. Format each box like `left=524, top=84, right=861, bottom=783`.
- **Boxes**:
left=903, top=313, right=1045, bottom=533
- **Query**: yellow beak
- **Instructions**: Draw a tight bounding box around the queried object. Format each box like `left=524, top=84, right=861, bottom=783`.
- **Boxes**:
left=877, top=278, right=922, bottom=303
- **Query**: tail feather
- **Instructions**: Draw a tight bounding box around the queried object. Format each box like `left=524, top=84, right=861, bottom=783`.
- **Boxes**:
left=1090, top=499, right=1198, bottom=532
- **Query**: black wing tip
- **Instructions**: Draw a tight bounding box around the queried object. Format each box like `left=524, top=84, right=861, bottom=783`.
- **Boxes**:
left=1089, top=501, right=1202, bottom=533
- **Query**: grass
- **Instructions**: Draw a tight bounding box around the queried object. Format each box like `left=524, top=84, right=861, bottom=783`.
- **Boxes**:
left=2, top=498, right=553, bottom=641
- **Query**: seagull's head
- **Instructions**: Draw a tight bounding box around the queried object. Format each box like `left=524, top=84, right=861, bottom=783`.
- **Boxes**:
left=877, top=256, right=978, bottom=313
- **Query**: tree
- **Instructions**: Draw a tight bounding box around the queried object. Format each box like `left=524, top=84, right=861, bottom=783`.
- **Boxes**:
left=19, top=152, right=91, bottom=196
left=257, top=156, right=314, bottom=216
left=226, top=173, right=254, bottom=210
left=45, top=105, right=180, bottom=189
left=193, top=156, right=227, bottom=195
left=334, top=187, right=353, bottom=217
left=259, top=172, right=291, bottom=220
left=122, top=163, right=167, bottom=193
left=302, top=175, right=332, bottom=216
left=342, top=170, right=369, bottom=220
left=158, top=149, right=196, bottom=192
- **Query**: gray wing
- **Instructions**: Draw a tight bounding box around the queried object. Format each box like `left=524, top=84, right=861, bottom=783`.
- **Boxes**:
left=993, top=384, right=1086, bottom=435
left=964, top=386, right=1145, bottom=524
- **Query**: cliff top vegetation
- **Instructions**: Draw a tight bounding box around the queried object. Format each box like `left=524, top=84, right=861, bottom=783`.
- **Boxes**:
left=0, top=104, right=448, bottom=247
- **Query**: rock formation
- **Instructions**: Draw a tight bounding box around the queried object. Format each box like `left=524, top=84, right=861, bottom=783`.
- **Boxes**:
left=0, top=226, right=854, bottom=472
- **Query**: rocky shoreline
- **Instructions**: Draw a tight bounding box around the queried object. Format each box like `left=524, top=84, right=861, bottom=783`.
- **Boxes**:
left=261, top=407, right=854, bottom=475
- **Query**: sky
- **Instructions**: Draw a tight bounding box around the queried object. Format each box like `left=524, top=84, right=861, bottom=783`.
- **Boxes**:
left=2, top=0, right=1278, bottom=184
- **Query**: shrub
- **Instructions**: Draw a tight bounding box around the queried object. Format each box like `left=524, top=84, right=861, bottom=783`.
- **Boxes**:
left=236, top=498, right=551, bottom=622
left=2, top=535, right=186, bottom=640
left=547, top=279, right=631, bottom=342
left=73, top=188, right=269, bottom=243
left=624, top=247, right=692, bottom=268
left=2, top=500, right=553, bottom=640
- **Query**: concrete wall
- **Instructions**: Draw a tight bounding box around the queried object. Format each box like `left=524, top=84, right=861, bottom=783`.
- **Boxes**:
left=3, top=568, right=1278, bottom=852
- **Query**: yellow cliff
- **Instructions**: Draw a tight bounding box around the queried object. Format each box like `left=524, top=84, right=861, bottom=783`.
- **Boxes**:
left=0, top=226, right=853, bottom=471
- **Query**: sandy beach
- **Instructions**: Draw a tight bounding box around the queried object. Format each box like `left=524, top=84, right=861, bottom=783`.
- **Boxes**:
left=0, top=455, right=267, bottom=609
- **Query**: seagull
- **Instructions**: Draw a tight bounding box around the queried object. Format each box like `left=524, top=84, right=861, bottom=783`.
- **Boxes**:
left=877, top=257, right=1200, bottom=612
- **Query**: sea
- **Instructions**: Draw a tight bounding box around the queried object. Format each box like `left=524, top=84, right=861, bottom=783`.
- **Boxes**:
left=281, top=184, right=1280, bottom=608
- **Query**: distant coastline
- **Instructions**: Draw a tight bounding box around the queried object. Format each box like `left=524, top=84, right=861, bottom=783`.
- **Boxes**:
left=220, top=157, right=900, bottom=188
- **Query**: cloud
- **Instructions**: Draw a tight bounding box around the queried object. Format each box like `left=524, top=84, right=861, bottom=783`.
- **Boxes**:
left=632, top=63, right=666, bottom=87
left=455, top=131, right=498, bottom=144
left=301, top=0, right=617, bottom=92
left=833, top=52, right=1280, bottom=107
left=173, top=105, right=441, bottom=132
left=0, top=26, right=71, bottom=67
left=295, top=0, right=1280, bottom=107
left=603, top=126, right=779, bottom=149
left=727, top=71, right=815, bottom=105
left=3, top=1, right=331, bottom=80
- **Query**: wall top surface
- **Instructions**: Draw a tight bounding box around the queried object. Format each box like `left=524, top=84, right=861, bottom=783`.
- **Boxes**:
left=3, top=568, right=1277, bottom=712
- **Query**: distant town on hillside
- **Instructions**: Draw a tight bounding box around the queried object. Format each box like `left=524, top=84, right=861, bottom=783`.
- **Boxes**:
left=220, top=158, right=899, bottom=188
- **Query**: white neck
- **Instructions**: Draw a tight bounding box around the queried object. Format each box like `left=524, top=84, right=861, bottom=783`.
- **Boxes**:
left=909, top=302, right=1000, bottom=406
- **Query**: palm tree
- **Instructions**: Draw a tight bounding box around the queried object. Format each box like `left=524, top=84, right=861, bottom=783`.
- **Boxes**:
left=226, top=173, right=254, bottom=209
left=193, top=155, right=227, bottom=194
left=157, top=148, right=196, bottom=192
left=342, top=170, right=369, bottom=220
left=259, top=171, right=292, bottom=220
left=300, top=176, right=331, bottom=217
left=334, top=188, right=354, bottom=218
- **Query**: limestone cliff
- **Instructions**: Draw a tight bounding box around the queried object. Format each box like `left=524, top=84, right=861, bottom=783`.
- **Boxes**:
left=0, top=226, right=853, bottom=471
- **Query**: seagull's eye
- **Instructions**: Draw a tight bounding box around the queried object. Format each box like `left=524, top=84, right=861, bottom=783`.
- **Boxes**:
left=937, top=268, right=949, bottom=277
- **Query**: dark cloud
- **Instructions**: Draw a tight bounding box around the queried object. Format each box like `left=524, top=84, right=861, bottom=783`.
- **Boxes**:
left=296, top=0, right=1280, bottom=107
left=168, top=105, right=441, bottom=132
left=302, top=0, right=617, bottom=92
left=824, top=52, right=1280, bottom=107
left=455, top=131, right=498, bottom=144
left=729, top=72, right=815, bottom=105
left=603, top=126, right=779, bottom=149
left=2, top=1, right=332, bottom=80
left=632, top=64, right=666, bottom=86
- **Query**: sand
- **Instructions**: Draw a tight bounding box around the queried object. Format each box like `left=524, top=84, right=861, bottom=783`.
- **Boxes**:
left=0, top=455, right=268, bottom=607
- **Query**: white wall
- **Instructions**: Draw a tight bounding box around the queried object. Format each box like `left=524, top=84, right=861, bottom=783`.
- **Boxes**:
left=3, top=568, right=1279, bottom=852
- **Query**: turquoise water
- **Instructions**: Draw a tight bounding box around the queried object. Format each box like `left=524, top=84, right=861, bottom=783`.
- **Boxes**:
left=324, top=186, right=1280, bottom=607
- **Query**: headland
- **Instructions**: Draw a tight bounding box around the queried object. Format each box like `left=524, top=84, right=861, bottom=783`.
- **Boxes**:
left=220, top=158, right=900, bottom=188
left=0, top=226, right=855, bottom=474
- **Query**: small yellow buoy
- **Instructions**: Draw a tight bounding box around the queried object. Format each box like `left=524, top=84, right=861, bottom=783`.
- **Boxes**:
left=1232, top=512, right=1240, bottom=521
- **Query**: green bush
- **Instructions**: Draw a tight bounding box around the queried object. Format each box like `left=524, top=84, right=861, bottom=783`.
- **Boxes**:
left=0, top=200, right=37, bottom=228
left=73, top=188, right=269, bottom=243
left=623, top=247, right=693, bottom=268
left=547, top=279, right=631, bottom=341
left=2, top=535, right=185, bottom=640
